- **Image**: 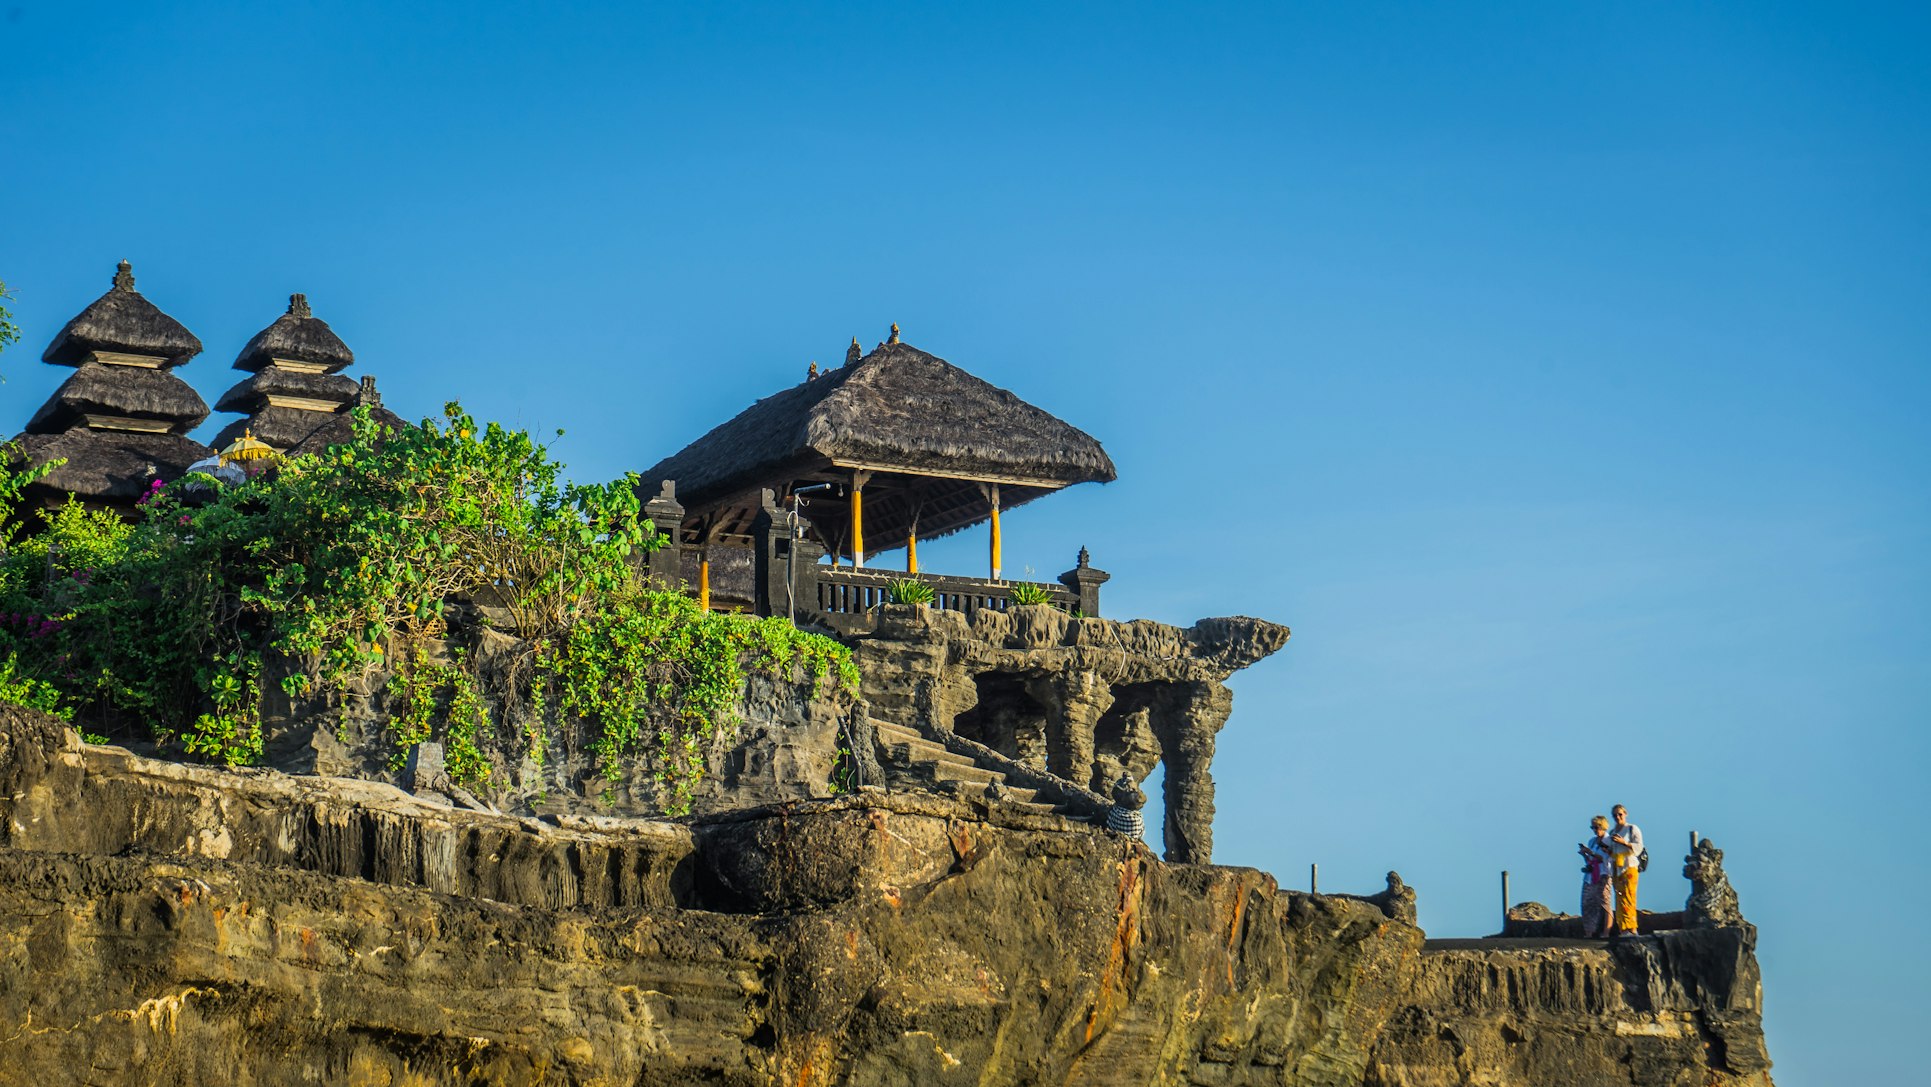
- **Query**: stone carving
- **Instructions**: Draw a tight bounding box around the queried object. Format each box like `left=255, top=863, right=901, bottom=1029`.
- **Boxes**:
left=1104, top=772, right=1147, bottom=838
left=1368, top=870, right=1419, bottom=925
left=1686, top=837, right=1746, bottom=929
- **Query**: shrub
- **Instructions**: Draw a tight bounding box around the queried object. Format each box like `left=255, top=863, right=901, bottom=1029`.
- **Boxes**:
left=887, top=577, right=935, bottom=605
left=1008, top=582, right=1056, bottom=606
left=0, top=404, right=858, bottom=804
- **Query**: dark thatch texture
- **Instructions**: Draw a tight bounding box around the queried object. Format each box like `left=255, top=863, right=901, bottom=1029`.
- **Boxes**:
left=213, top=406, right=342, bottom=451
left=9, top=429, right=212, bottom=508
left=284, top=404, right=409, bottom=458
left=232, top=294, right=354, bottom=373
left=25, top=363, right=210, bottom=435
left=213, top=368, right=360, bottom=413
left=641, top=340, right=1115, bottom=546
left=41, top=261, right=203, bottom=368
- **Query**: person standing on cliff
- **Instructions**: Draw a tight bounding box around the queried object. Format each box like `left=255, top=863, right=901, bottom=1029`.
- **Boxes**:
left=1579, top=815, right=1615, bottom=938
left=1607, top=804, right=1645, bottom=935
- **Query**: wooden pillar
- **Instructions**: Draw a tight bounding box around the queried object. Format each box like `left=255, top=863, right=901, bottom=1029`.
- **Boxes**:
left=986, top=482, right=1002, bottom=581
left=850, top=469, right=872, bottom=569
left=907, top=529, right=919, bottom=574
left=698, top=548, right=711, bottom=611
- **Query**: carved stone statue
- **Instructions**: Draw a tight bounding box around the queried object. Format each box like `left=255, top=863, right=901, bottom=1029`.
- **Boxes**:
left=1104, top=773, right=1146, bottom=838
left=1684, top=838, right=1745, bottom=929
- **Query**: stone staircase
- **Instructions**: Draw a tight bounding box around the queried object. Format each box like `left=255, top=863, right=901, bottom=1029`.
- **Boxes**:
left=869, top=716, right=1067, bottom=817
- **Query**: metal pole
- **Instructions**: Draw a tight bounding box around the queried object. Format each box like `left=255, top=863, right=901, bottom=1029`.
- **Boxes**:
left=1501, top=870, right=1511, bottom=932
left=785, top=508, right=797, bottom=626
left=1310, top=863, right=1318, bottom=894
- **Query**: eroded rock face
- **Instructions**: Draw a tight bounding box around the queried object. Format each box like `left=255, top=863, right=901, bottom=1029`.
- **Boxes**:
left=0, top=707, right=1773, bottom=1086
left=1366, top=931, right=1773, bottom=1087
left=847, top=604, right=1291, bottom=863
left=0, top=705, right=1414, bottom=1085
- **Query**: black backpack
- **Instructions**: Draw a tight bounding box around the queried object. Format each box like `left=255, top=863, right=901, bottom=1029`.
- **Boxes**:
left=1638, top=847, right=1650, bottom=873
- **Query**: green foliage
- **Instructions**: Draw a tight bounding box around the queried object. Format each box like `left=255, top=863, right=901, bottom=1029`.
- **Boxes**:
left=385, top=646, right=492, bottom=789
left=0, top=279, right=19, bottom=362
left=556, top=586, right=856, bottom=813
left=887, top=577, right=934, bottom=605
left=1007, top=582, right=1056, bottom=606
left=0, top=403, right=859, bottom=806
left=0, top=440, right=58, bottom=551
left=0, top=651, right=70, bottom=720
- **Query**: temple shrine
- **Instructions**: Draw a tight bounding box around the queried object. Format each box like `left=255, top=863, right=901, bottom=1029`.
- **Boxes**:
left=213, top=293, right=382, bottom=453
left=8, top=261, right=212, bottom=517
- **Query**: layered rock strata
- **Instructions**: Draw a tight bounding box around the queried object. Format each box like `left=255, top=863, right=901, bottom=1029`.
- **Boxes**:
left=0, top=706, right=1417, bottom=1085
left=0, top=706, right=1773, bottom=1086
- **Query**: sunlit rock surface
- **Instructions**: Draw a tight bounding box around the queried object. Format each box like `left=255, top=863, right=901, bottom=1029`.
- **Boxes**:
left=0, top=706, right=1770, bottom=1085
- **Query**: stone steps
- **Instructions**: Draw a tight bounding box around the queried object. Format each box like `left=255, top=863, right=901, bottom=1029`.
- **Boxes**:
left=870, top=717, right=1061, bottom=816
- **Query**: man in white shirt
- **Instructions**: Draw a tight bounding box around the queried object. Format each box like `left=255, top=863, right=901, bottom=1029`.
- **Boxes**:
left=1607, top=804, right=1645, bottom=935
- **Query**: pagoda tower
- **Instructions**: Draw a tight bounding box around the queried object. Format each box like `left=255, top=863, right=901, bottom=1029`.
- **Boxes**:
left=9, top=261, right=212, bottom=517
left=212, top=293, right=361, bottom=451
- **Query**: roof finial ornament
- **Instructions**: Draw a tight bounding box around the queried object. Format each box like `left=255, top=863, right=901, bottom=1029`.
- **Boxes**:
left=888, top=323, right=900, bottom=345
left=288, top=293, right=311, bottom=318
left=358, top=375, right=382, bottom=407
left=845, top=337, right=861, bottom=366
left=806, top=360, right=819, bottom=381
left=112, top=260, right=135, bottom=292
left=1077, top=545, right=1091, bottom=569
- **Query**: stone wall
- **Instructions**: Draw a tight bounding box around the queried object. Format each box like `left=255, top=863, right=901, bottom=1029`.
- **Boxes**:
left=1365, top=930, right=1772, bottom=1087
left=250, top=637, right=855, bottom=819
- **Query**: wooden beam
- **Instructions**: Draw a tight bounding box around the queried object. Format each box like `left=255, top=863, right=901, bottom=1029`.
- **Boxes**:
left=829, top=459, right=1073, bottom=491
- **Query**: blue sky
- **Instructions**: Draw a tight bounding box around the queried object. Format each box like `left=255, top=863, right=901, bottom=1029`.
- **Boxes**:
left=5, top=3, right=1927, bottom=1080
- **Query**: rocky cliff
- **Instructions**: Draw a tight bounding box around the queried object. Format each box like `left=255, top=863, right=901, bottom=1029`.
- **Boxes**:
left=848, top=604, right=1293, bottom=864
left=0, top=705, right=1771, bottom=1085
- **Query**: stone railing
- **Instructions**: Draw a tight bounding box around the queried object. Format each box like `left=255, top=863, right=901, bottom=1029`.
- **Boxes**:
left=641, top=485, right=1111, bottom=629
left=815, top=566, right=1077, bottom=623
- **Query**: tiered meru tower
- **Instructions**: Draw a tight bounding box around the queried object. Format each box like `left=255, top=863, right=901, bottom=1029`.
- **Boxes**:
left=213, top=293, right=361, bottom=451
left=9, top=261, right=212, bottom=515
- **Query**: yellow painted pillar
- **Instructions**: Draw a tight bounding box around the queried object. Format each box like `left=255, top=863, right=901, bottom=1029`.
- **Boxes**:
left=988, top=483, right=1002, bottom=581
left=907, top=529, right=919, bottom=574
left=698, top=551, right=711, bottom=611
left=850, top=470, right=871, bottom=568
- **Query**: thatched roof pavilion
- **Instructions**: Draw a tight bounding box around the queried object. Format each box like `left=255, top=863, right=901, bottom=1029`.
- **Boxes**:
left=9, top=262, right=212, bottom=516
left=641, top=330, right=1114, bottom=580
left=212, top=294, right=370, bottom=451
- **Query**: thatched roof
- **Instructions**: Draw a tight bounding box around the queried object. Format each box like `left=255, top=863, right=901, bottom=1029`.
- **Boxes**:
left=25, top=363, right=210, bottom=435
left=641, top=339, right=1115, bottom=546
left=232, top=294, right=355, bottom=373
left=9, top=429, right=212, bottom=507
left=213, top=367, right=360, bottom=413
left=213, top=406, right=341, bottom=451
left=41, top=261, right=203, bottom=368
